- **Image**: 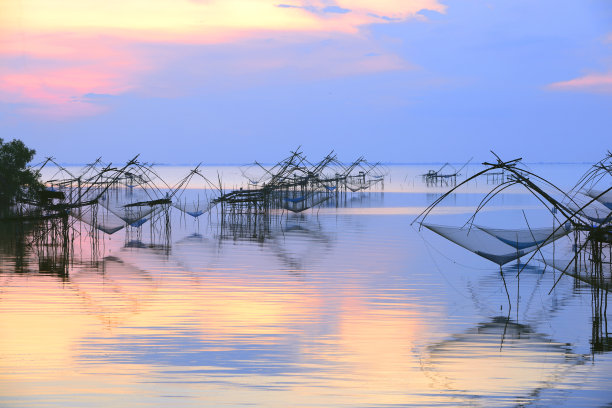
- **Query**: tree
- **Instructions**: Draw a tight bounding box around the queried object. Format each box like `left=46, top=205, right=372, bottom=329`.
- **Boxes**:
left=0, top=138, right=43, bottom=207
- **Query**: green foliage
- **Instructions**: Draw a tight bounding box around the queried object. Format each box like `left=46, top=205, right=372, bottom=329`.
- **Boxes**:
left=0, top=138, right=43, bottom=206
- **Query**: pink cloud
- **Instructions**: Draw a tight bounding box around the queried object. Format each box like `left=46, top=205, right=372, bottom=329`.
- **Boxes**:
left=1, top=70, right=121, bottom=118
left=0, top=33, right=148, bottom=118
left=548, top=73, right=612, bottom=93
left=1, top=29, right=414, bottom=118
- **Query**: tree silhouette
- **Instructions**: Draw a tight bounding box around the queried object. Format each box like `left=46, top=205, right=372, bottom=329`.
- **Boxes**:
left=0, top=138, right=43, bottom=208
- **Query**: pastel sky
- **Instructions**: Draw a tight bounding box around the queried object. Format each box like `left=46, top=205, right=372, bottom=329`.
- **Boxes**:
left=1, top=0, right=610, bottom=164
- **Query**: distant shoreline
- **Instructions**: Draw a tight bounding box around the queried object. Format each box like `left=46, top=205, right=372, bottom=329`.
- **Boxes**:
left=36, top=161, right=594, bottom=167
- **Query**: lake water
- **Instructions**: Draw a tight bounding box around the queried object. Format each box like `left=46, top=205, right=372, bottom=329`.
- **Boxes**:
left=1, top=164, right=610, bottom=407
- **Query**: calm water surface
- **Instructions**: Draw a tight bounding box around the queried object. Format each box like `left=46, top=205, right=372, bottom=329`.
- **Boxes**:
left=1, top=164, right=610, bottom=407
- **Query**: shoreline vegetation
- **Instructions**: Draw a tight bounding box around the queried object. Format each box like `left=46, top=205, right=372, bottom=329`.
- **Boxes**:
left=0, top=138, right=45, bottom=215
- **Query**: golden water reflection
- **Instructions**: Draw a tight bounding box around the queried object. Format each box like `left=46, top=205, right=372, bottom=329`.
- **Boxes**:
left=0, top=257, right=595, bottom=407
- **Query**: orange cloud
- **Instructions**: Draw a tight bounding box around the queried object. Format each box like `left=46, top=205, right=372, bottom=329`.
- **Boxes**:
left=2, top=0, right=445, bottom=37
left=548, top=72, right=612, bottom=93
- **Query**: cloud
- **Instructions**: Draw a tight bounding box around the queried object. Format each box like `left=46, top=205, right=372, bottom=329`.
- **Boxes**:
left=275, top=4, right=351, bottom=15
left=0, top=33, right=148, bottom=118
left=0, top=69, right=122, bottom=118
left=275, top=4, right=318, bottom=13
left=80, top=93, right=117, bottom=102
left=548, top=73, right=612, bottom=93
left=138, top=32, right=415, bottom=99
left=323, top=6, right=351, bottom=14
left=276, top=0, right=445, bottom=28
left=417, top=8, right=445, bottom=21
left=0, top=30, right=413, bottom=118
left=366, top=13, right=401, bottom=22
left=336, top=0, right=445, bottom=22
left=4, top=0, right=445, bottom=39
left=1, top=0, right=445, bottom=118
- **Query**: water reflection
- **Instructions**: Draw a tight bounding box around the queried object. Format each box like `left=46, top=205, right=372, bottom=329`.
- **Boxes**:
left=423, top=317, right=586, bottom=407
left=1, top=180, right=611, bottom=406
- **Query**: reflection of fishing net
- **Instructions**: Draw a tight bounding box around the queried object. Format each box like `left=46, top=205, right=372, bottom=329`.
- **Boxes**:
left=68, top=256, right=158, bottom=326
left=69, top=205, right=125, bottom=235
left=423, top=224, right=538, bottom=266
left=422, top=317, right=584, bottom=406
left=477, top=225, right=571, bottom=250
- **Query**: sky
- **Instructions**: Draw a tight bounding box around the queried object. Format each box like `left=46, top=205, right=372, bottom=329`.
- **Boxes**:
left=1, top=0, right=611, bottom=164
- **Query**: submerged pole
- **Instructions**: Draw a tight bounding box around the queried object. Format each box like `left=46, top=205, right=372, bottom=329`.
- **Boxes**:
left=500, top=265, right=512, bottom=312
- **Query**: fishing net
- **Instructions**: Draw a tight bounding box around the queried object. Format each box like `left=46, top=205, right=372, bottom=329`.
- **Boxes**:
left=69, top=205, right=125, bottom=235
left=422, top=223, right=538, bottom=266
left=567, top=203, right=611, bottom=224
left=173, top=199, right=216, bottom=218
left=476, top=225, right=571, bottom=250
left=276, top=191, right=331, bottom=213
left=345, top=177, right=381, bottom=192
left=541, top=258, right=612, bottom=289
left=586, top=189, right=612, bottom=210
left=99, top=189, right=158, bottom=226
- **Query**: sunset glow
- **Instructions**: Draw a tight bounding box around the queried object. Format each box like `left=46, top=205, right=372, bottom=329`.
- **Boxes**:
left=1, top=0, right=447, bottom=119
left=1, top=0, right=610, bottom=164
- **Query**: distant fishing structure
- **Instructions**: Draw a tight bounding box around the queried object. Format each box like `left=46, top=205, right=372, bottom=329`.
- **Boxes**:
left=215, top=149, right=384, bottom=217
left=7, top=149, right=385, bottom=274
left=422, top=158, right=473, bottom=187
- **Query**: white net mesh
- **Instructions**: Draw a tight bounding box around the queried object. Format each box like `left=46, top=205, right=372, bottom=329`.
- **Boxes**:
left=541, top=258, right=612, bottom=288
left=172, top=199, right=215, bottom=218
left=99, top=189, right=157, bottom=226
left=476, top=225, right=571, bottom=250
left=69, top=205, right=125, bottom=235
left=278, top=191, right=331, bottom=213
left=567, top=203, right=611, bottom=224
left=422, top=223, right=538, bottom=266
left=586, top=189, right=612, bottom=210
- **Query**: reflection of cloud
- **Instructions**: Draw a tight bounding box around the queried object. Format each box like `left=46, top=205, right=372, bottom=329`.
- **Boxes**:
left=548, top=72, right=612, bottom=93
left=0, top=276, right=93, bottom=374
